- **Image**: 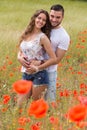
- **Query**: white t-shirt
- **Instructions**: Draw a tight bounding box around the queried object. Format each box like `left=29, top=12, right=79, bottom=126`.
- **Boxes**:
left=44, top=26, right=70, bottom=72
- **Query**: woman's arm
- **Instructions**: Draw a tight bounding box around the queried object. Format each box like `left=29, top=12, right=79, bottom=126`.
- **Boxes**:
left=38, top=35, right=57, bottom=70
left=29, top=35, right=57, bottom=72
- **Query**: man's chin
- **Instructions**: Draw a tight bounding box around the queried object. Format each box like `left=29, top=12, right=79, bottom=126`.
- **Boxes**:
left=51, top=23, right=60, bottom=28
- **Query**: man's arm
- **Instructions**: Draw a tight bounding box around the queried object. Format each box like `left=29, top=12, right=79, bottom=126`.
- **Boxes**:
left=17, top=51, right=29, bottom=68
left=55, top=48, right=67, bottom=64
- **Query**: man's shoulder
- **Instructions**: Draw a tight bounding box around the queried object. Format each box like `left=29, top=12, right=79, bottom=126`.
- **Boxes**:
left=52, top=26, right=68, bottom=34
left=58, top=27, right=70, bottom=41
left=51, top=27, right=70, bottom=40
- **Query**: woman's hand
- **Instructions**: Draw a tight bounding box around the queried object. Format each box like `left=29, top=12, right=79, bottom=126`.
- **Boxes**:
left=26, top=65, right=39, bottom=74
left=25, top=60, right=41, bottom=73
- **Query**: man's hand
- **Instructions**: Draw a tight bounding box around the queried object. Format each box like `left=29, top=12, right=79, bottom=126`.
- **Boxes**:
left=26, top=60, right=41, bottom=74
left=30, top=60, right=41, bottom=66
left=18, top=51, right=30, bottom=68
left=18, top=51, right=41, bottom=73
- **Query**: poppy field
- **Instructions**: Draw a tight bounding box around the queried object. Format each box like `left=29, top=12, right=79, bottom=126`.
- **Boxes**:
left=0, top=0, right=87, bottom=129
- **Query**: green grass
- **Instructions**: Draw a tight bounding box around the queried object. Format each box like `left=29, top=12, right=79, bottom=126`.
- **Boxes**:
left=0, top=0, right=87, bottom=129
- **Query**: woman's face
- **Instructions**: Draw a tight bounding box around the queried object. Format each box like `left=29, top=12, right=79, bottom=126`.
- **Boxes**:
left=35, top=13, right=47, bottom=29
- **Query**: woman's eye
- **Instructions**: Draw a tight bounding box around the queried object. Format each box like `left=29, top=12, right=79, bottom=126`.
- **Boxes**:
left=38, top=16, right=41, bottom=19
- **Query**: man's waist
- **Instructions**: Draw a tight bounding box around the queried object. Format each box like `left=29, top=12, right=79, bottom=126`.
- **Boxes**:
left=46, top=65, right=58, bottom=72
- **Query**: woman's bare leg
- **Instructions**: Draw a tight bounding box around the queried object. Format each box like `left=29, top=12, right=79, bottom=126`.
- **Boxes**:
left=32, top=85, right=47, bottom=100
left=17, top=90, right=32, bottom=108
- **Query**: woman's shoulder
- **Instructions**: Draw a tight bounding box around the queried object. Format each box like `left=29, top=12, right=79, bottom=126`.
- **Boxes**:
left=40, top=32, right=48, bottom=39
left=39, top=32, right=45, bottom=37
left=40, top=33, right=50, bottom=45
left=38, top=32, right=47, bottom=42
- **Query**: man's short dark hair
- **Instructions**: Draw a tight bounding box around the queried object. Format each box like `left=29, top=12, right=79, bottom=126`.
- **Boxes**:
left=50, top=4, right=64, bottom=15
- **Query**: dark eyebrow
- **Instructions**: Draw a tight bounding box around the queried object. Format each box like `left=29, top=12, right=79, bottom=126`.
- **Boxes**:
left=50, top=14, right=54, bottom=17
left=50, top=15, right=61, bottom=19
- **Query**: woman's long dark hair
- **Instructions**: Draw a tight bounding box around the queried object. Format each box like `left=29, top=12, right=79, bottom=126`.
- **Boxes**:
left=19, top=9, right=51, bottom=44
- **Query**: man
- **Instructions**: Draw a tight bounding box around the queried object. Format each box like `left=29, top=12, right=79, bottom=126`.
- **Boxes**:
left=18, top=4, right=70, bottom=103
left=44, top=4, right=70, bottom=102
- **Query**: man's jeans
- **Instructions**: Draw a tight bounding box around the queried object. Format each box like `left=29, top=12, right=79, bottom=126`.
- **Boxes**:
left=45, top=71, right=57, bottom=102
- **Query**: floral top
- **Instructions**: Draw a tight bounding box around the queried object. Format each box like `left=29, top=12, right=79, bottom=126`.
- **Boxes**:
left=20, top=33, right=45, bottom=73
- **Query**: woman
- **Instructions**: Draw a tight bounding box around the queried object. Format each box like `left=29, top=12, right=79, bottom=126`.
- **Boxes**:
left=17, top=9, right=57, bottom=107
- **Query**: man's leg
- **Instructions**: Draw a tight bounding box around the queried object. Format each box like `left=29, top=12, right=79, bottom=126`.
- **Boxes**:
left=45, top=71, right=57, bottom=102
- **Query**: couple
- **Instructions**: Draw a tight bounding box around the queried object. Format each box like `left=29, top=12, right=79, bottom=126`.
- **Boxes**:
left=17, top=4, right=70, bottom=107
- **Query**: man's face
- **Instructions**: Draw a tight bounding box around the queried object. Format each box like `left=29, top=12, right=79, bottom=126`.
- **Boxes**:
left=49, top=10, right=64, bottom=28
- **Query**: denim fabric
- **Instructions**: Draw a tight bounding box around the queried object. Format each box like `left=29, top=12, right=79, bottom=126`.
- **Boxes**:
left=22, top=70, right=49, bottom=86
left=45, top=71, right=57, bottom=102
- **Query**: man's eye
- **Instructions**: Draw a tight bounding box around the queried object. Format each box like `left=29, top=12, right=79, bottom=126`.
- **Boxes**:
left=51, top=15, right=54, bottom=18
left=57, top=17, right=61, bottom=19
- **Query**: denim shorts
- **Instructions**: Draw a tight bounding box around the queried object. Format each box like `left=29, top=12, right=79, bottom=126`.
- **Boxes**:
left=45, top=71, right=57, bottom=102
left=22, top=70, right=49, bottom=87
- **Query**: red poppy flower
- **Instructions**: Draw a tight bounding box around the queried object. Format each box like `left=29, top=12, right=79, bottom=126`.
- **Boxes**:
left=76, top=121, right=87, bottom=128
left=49, top=116, right=58, bottom=125
left=13, top=80, right=32, bottom=94
left=31, top=123, right=40, bottom=130
left=28, top=98, right=49, bottom=118
left=51, top=101, right=57, bottom=109
left=18, top=117, right=27, bottom=126
left=3, top=95, right=10, bottom=104
left=17, top=128, right=25, bottom=130
left=68, top=104, right=87, bottom=122
left=78, top=96, right=87, bottom=106
left=80, top=83, right=86, bottom=89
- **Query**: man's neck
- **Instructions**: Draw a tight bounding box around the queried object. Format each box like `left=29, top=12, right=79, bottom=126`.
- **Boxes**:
left=52, top=25, right=61, bottom=29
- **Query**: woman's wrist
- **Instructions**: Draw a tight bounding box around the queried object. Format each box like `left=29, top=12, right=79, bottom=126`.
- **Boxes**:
left=35, top=66, right=39, bottom=72
left=31, top=65, right=39, bottom=72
